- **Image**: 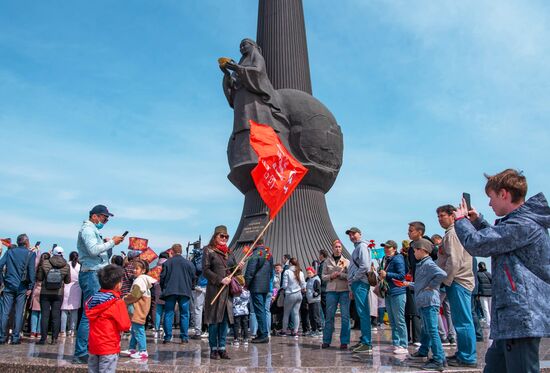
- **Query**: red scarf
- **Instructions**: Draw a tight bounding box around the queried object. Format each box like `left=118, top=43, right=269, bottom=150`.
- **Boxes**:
left=216, top=244, right=229, bottom=255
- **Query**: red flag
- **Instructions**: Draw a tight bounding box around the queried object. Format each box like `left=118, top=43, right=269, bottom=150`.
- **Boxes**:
left=139, top=247, right=158, bottom=264
left=249, top=120, right=308, bottom=219
left=1, top=238, right=11, bottom=247
left=128, top=237, right=148, bottom=251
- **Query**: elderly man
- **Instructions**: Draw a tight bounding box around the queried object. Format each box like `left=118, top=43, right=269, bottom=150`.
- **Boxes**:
left=346, top=227, right=373, bottom=354
left=73, top=205, right=124, bottom=364
left=0, top=234, right=36, bottom=344
left=160, top=243, right=197, bottom=344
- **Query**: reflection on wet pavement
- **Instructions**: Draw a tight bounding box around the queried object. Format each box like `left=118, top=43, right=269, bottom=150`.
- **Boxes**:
left=0, top=325, right=549, bottom=372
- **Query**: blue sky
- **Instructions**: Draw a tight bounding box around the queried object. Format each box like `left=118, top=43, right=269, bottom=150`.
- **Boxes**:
left=1, top=0, right=549, bottom=261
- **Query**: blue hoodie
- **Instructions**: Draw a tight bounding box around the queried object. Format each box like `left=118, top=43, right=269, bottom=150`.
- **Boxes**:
left=455, top=192, right=550, bottom=340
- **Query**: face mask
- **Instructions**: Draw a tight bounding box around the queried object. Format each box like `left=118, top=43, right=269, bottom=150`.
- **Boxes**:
left=95, top=222, right=104, bottom=230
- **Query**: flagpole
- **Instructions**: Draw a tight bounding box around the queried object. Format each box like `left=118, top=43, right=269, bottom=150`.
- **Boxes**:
left=210, top=219, right=274, bottom=306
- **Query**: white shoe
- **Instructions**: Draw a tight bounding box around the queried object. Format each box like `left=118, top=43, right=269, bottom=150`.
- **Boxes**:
left=413, top=342, right=421, bottom=346
left=393, top=346, right=409, bottom=355
left=200, top=331, right=209, bottom=338
left=130, top=351, right=148, bottom=359
left=120, top=349, right=136, bottom=357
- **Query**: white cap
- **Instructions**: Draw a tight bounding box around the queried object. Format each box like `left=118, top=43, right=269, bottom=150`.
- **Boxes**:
left=53, top=246, right=64, bottom=256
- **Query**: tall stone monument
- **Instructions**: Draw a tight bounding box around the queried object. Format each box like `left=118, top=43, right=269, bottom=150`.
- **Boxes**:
left=220, top=0, right=346, bottom=265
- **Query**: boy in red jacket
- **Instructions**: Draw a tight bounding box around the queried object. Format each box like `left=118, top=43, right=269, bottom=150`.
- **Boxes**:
left=85, top=264, right=131, bottom=373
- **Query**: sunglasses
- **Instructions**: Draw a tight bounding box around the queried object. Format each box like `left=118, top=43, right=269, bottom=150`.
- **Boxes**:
left=219, top=234, right=230, bottom=239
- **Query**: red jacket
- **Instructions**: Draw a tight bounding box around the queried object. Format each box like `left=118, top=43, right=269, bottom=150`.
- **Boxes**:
left=85, top=289, right=131, bottom=355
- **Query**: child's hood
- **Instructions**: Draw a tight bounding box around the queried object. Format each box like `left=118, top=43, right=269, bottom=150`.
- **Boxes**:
left=85, top=290, right=120, bottom=321
left=134, top=274, right=157, bottom=292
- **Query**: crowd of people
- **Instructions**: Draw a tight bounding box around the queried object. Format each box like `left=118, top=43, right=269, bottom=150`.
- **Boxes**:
left=0, top=168, right=548, bottom=373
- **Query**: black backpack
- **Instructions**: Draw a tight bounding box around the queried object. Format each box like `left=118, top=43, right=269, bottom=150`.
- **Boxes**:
left=45, top=268, right=63, bottom=290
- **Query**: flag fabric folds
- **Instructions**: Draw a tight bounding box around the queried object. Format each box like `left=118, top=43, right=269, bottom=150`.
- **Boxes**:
left=249, top=120, right=308, bottom=220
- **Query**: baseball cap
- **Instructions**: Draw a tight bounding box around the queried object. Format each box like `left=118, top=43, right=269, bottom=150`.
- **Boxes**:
left=89, top=204, right=114, bottom=217
left=381, top=240, right=398, bottom=249
left=128, top=250, right=142, bottom=259
left=413, top=238, right=434, bottom=254
left=53, top=246, right=64, bottom=256
left=345, top=227, right=361, bottom=235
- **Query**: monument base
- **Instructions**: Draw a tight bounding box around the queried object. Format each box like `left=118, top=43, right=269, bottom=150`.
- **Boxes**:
left=230, top=185, right=348, bottom=264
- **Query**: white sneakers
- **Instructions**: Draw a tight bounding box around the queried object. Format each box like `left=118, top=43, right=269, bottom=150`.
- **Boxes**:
left=119, top=349, right=136, bottom=357
left=129, top=351, right=149, bottom=359
left=393, top=346, right=409, bottom=355
left=120, top=349, right=148, bottom=359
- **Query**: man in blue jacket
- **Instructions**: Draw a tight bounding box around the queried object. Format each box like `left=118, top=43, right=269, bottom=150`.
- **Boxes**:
left=0, top=233, right=36, bottom=344
left=245, top=238, right=274, bottom=343
left=454, top=169, right=550, bottom=373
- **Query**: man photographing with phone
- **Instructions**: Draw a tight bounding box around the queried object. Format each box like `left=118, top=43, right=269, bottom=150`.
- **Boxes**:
left=453, top=169, right=550, bottom=373
left=73, top=204, right=125, bottom=365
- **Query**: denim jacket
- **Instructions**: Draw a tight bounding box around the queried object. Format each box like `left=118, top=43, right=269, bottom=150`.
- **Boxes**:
left=77, top=220, right=114, bottom=271
left=409, top=256, right=447, bottom=309
left=455, top=192, right=550, bottom=340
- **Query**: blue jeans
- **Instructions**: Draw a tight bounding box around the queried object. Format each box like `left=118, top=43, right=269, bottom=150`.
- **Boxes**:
left=351, top=281, right=372, bottom=345
left=30, top=310, right=41, bottom=333
left=418, top=306, right=445, bottom=364
left=249, top=305, right=257, bottom=336
left=266, top=292, right=272, bottom=333
left=208, top=312, right=228, bottom=351
left=447, top=282, right=477, bottom=364
left=386, top=293, right=408, bottom=348
left=164, top=295, right=190, bottom=341
left=0, top=290, right=27, bottom=343
left=155, top=304, right=165, bottom=331
left=74, top=271, right=100, bottom=357
left=129, top=322, right=147, bottom=351
left=323, top=291, right=350, bottom=345
left=251, top=292, right=268, bottom=339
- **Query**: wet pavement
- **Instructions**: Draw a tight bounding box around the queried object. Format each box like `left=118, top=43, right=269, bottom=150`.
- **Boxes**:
left=0, top=325, right=548, bottom=372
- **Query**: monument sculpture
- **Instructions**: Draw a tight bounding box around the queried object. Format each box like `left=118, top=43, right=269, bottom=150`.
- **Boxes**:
left=220, top=0, right=346, bottom=265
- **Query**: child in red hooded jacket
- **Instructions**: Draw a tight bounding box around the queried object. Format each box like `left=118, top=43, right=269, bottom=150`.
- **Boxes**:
left=85, top=264, right=131, bottom=373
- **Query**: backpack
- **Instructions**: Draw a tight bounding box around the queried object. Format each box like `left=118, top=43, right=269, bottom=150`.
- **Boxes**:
left=45, top=268, right=63, bottom=290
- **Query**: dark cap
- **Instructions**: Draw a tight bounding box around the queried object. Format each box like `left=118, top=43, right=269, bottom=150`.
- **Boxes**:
left=89, top=204, right=114, bottom=217
left=413, top=238, right=433, bottom=254
left=345, top=227, right=361, bottom=235
left=381, top=240, right=398, bottom=249
left=214, top=225, right=228, bottom=235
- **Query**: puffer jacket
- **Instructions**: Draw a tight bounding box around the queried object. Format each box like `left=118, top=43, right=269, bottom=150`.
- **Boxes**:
left=455, top=192, right=550, bottom=340
left=37, top=255, right=71, bottom=296
left=477, top=270, right=492, bottom=297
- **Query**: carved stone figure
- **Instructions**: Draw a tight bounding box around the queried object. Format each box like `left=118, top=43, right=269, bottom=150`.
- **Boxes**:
left=220, top=39, right=343, bottom=194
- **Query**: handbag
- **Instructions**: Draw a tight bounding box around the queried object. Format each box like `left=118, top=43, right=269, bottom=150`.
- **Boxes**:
left=373, top=280, right=389, bottom=298
left=367, top=263, right=379, bottom=287
left=229, top=277, right=242, bottom=296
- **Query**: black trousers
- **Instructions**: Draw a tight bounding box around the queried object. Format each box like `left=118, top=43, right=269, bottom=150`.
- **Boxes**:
left=232, top=315, right=249, bottom=340
left=40, top=294, right=63, bottom=340
left=484, top=337, right=540, bottom=373
left=308, top=302, right=322, bottom=331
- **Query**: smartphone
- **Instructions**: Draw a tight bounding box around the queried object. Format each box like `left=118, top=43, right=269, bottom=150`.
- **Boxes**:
left=122, top=231, right=129, bottom=237
left=463, top=192, right=472, bottom=211
left=35, top=241, right=41, bottom=247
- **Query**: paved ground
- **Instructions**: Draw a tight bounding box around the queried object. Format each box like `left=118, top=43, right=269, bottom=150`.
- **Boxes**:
left=0, top=325, right=548, bottom=372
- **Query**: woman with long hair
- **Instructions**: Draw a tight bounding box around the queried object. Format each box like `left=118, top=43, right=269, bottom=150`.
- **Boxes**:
left=60, top=251, right=82, bottom=338
left=203, top=225, right=242, bottom=360
left=279, top=257, right=306, bottom=337
left=29, top=253, right=50, bottom=339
